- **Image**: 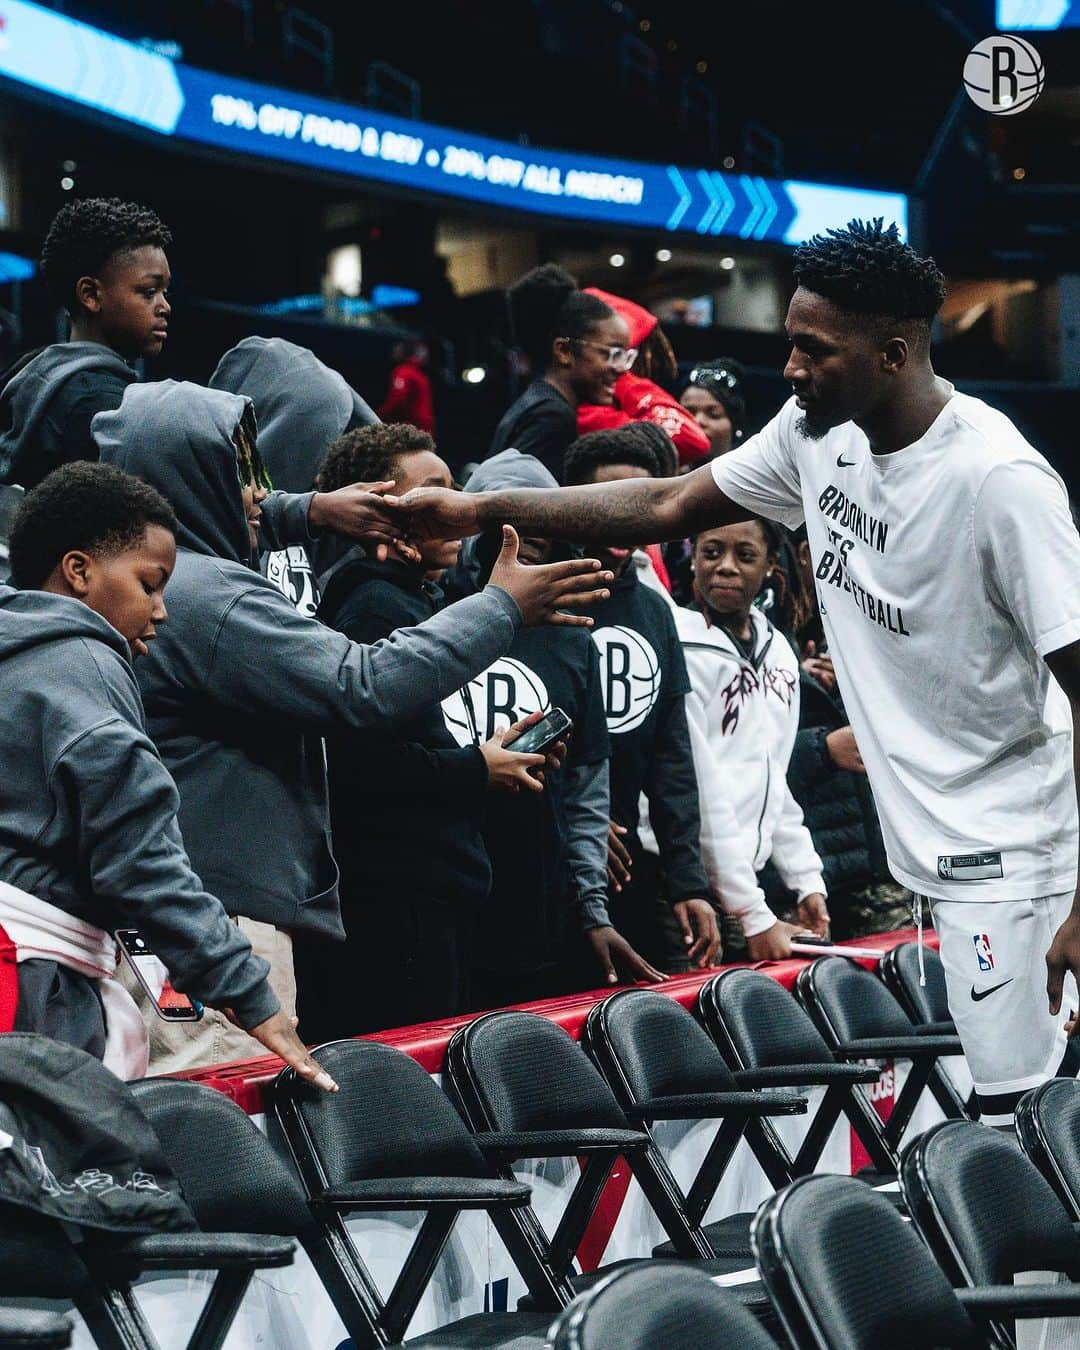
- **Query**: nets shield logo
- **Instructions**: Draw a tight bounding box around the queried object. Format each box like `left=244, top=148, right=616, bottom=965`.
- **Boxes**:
left=973, top=933, right=995, bottom=972
left=442, top=658, right=549, bottom=746
left=264, top=545, right=318, bottom=618
left=591, top=626, right=661, bottom=734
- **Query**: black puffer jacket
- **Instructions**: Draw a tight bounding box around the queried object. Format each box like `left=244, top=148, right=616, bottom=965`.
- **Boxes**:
left=785, top=672, right=889, bottom=893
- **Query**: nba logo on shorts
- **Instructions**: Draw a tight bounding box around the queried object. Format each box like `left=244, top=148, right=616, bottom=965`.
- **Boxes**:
left=973, top=933, right=995, bottom=972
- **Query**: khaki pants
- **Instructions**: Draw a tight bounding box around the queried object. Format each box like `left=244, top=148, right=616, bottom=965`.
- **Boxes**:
left=123, top=918, right=296, bottom=1076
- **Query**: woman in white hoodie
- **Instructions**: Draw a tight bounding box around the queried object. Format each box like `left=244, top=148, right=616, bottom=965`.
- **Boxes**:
left=677, top=517, right=830, bottom=960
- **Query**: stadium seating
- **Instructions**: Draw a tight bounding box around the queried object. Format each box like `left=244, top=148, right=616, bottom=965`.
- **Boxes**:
left=444, top=1009, right=778, bottom=1326
left=0, top=1311, right=72, bottom=1348
left=796, top=956, right=967, bottom=1162
left=582, top=987, right=807, bottom=1262
left=900, top=1120, right=1080, bottom=1348
left=879, top=942, right=975, bottom=1119
left=1015, top=1076, right=1080, bottom=1216
left=697, top=967, right=898, bottom=1186
left=545, top=1262, right=779, bottom=1350
left=271, top=1039, right=553, bottom=1348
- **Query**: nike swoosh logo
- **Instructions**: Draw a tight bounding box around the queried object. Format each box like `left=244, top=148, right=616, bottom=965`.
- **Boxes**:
left=970, top=978, right=1013, bottom=1002
left=836, top=455, right=857, bottom=467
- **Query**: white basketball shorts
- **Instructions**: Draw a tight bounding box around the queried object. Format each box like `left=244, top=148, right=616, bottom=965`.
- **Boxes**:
left=930, top=894, right=1078, bottom=1126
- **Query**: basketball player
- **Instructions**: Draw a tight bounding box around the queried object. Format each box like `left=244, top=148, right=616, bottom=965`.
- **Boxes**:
left=396, top=220, right=1080, bottom=1125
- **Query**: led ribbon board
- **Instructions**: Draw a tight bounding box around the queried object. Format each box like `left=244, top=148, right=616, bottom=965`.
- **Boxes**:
left=997, top=1, right=1080, bottom=27
left=0, top=0, right=908, bottom=242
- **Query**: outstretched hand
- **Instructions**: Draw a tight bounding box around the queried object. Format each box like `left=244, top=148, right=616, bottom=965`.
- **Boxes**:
left=391, top=486, right=482, bottom=545
left=673, top=899, right=722, bottom=968
left=487, top=525, right=612, bottom=627
left=221, top=1008, right=339, bottom=1092
left=586, top=926, right=667, bottom=986
left=309, top=480, right=421, bottom=563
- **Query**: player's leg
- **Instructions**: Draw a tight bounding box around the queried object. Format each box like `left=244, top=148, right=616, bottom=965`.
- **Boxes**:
left=932, top=894, right=1076, bottom=1127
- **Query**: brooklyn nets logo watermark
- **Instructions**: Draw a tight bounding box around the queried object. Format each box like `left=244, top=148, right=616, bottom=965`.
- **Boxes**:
left=963, top=35, right=1044, bottom=114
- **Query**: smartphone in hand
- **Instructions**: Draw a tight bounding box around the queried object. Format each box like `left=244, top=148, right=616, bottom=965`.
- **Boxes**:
left=115, top=929, right=203, bottom=1020
left=504, top=707, right=573, bottom=756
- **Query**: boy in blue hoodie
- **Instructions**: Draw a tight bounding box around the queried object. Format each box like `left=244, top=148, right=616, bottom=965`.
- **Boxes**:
left=0, top=198, right=172, bottom=489
left=0, top=461, right=335, bottom=1091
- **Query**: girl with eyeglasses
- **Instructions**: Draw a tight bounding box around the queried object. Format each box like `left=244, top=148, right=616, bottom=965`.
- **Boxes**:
left=489, top=264, right=631, bottom=478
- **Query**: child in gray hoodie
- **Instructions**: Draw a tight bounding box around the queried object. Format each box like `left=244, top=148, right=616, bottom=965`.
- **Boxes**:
left=96, top=382, right=610, bottom=1066
left=0, top=461, right=335, bottom=1092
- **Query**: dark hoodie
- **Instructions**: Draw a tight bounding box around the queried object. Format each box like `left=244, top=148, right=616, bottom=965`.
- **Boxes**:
left=0, top=343, right=135, bottom=489
left=210, top=336, right=380, bottom=614
left=209, top=337, right=377, bottom=495
left=318, top=551, right=491, bottom=906
left=94, top=381, right=522, bottom=939
left=0, top=586, right=276, bottom=1029
left=447, top=451, right=611, bottom=991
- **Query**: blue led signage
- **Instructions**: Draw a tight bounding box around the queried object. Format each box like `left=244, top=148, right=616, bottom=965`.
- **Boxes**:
left=0, top=0, right=909, bottom=243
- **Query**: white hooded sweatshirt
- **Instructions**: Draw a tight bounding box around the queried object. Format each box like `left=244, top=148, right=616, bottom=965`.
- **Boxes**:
left=676, top=603, right=825, bottom=937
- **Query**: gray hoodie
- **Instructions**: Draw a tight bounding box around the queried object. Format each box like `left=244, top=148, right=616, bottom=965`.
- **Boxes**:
left=94, top=380, right=522, bottom=939
left=208, top=337, right=377, bottom=494
left=0, top=587, right=276, bottom=1028
left=0, top=342, right=135, bottom=488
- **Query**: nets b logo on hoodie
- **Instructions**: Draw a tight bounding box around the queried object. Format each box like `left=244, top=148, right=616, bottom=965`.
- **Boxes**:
left=442, top=657, right=550, bottom=747
left=591, top=626, right=661, bottom=734
left=264, top=546, right=318, bottom=618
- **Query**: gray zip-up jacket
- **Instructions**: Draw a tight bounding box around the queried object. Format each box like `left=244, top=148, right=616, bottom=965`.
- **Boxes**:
left=95, top=380, right=522, bottom=939
left=0, top=587, right=276, bottom=1028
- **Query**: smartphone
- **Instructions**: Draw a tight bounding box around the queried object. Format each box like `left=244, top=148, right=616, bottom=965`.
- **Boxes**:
left=115, top=929, right=203, bottom=1021
left=789, top=936, right=884, bottom=961
left=505, top=707, right=573, bottom=756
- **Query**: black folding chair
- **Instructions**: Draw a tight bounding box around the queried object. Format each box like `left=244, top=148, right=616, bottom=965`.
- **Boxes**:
left=445, top=1010, right=778, bottom=1328
left=582, top=989, right=807, bottom=1262
left=0, top=1312, right=72, bottom=1348
left=698, top=967, right=898, bottom=1185
left=1016, top=1076, right=1080, bottom=1216
left=796, top=956, right=967, bottom=1165
left=272, top=1039, right=553, bottom=1349
left=879, top=941, right=976, bottom=1119
left=901, top=1119, right=1080, bottom=1349
left=754, top=1175, right=993, bottom=1349
left=545, top=1261, right=779, bottom=1350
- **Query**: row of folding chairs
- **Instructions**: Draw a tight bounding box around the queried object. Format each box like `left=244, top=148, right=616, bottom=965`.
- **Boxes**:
left=550, top=1080, right=1080, bottom=1348
left=0, top=944, right=972, bottom=1349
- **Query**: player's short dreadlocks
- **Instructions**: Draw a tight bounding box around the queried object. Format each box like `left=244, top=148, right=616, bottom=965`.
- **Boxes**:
left=40, top=197, right=172, bottom=313
left=793, top=218, right=946, bottom=330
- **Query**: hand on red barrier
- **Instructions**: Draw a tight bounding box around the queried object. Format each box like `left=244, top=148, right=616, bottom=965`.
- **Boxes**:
left=587, top=926, right=666, bottom=985
left=674, top=899, right=722, bottom=968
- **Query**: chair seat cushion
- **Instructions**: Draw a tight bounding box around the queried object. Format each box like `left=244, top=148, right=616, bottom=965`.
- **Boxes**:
left=404, top=1311, right=552, bottom=1347
left=653, top=1212, right=754, bottom=1260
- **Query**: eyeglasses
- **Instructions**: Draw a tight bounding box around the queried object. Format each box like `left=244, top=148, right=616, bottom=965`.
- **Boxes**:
left=565, top=338, right=639, bottom=372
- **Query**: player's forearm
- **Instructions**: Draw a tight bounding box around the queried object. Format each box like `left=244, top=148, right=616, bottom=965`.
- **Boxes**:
left=473, top=471, right=723, bottom=545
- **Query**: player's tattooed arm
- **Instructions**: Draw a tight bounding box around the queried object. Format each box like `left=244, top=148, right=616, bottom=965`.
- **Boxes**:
left=396, top=463, right=749, bottom=548
left=1043, top=638, right=1080, bottom=1034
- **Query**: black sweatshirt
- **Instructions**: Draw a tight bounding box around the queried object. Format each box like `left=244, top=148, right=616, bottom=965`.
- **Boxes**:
left=318, top=553, right=493, bottom=910
left=583, top=565, right=710, bottom=905
left=488, top=379, right=577, bottom=479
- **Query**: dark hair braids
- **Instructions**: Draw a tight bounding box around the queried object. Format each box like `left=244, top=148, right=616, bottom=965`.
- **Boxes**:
left=317, top=421, right=435, bottom=493
left=562, top=426, right=665, bottom=485
left=507, top=264, right=613, bottom=372
left=10, top=461, right=175, bottom=589
left=793, top=218, right=946, bottom=325
left=40, top=197, right=172, bottom=313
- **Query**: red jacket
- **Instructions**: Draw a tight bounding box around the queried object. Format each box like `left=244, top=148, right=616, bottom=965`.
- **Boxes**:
left=578, top=288, right=709, bottom=465
left=577, top=373, right=710, bottom=465
left=378, top=359, right=435, bottom=434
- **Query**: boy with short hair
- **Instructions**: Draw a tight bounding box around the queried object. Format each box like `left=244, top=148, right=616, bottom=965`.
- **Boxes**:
left=0, top=461, right=333, bottom=1091
left=0, top=198, right=172, bottom=489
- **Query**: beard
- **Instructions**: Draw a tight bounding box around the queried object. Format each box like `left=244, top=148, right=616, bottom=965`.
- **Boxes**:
left=796, top=406, right=835, bottom=441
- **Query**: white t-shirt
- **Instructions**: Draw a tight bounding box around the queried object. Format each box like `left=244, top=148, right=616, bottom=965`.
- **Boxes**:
left=710, top=386, right=1080, bottom=903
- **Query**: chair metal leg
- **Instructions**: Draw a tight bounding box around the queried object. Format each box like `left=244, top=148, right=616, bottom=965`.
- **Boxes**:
left=184, top=1270, right=253, bottom=1350
left=380, top=1211, right=457, bottom=1346
left=77, top=1281, right=158, bottom=1350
